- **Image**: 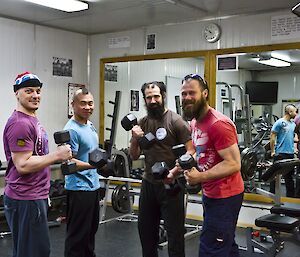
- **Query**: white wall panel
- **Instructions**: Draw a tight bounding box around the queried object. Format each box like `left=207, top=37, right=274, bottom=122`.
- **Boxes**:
left=34, top=26, right=88, bottom=153
left=0, top=18, right=87, bottom=161
left=0, top=18, right=36, bottom=161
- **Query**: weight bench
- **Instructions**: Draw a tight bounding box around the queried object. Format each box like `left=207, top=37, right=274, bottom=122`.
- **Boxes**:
left=241, top=159, right=300, bottom=257
left=271, top=202, right=300, bottom=218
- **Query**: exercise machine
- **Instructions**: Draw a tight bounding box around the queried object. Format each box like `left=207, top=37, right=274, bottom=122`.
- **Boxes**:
left=240, top=159, right=300, bottom=256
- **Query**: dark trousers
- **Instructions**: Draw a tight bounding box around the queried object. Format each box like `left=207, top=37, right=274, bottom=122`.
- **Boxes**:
left=138, top=179, right=185, bottom=257
left=296, top=151, right=300, bottom=198
left=4, top=195, right=50, bottom=257
left=270, top=153, right=295, bottom=197
left=64, top=189, right=100, bottom=257
left=296, top=172, right=300, bottom=197
left=199, top=192, right=243, bottom=257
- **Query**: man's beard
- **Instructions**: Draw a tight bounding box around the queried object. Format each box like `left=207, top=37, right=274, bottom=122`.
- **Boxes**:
left=182, top=98, right=206, bottom=121
left=146, top=101, right=165, bottom=119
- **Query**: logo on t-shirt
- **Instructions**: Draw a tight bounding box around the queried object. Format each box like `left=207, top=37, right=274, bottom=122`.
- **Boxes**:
left=17, top=139, right=26, bottom=147
left=35, top=122, right=49, bottom=155
left=193, top=128, right=209, bottom=146
left=156, top=128, right=167, bottom=140
left=281, top=121, right=289, bottom=132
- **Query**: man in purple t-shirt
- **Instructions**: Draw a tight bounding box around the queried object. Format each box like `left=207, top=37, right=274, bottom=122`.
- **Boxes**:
left=3, top=72, right=72, bottom=257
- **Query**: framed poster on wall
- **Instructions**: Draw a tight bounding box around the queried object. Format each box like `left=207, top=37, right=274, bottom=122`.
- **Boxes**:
left=68, top=83, right=85, bottom=118
left=53, top=57, right=72, bottom=77
left=130, top=90, right=139, bottom=111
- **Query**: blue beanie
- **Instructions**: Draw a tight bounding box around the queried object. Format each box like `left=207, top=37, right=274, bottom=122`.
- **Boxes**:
left=13, top=72, right=43, bottom=92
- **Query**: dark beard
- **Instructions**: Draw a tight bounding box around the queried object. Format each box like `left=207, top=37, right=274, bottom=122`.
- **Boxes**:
left=182, top=98, right=206, bottom=121
left=146, top=103, right=165, bottom=119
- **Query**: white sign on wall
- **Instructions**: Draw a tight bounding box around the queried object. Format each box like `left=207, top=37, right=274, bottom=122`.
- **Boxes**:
left=271, top=15, right=300, bottom=41
left=108, top=36, right=130, bottom=48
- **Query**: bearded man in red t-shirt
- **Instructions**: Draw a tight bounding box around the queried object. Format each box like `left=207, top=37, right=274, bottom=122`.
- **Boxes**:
left=180, top=74, right=244, bottom=257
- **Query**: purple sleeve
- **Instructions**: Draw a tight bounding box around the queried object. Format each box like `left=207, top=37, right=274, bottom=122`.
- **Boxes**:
left=6, top=120, right=35, bottom=152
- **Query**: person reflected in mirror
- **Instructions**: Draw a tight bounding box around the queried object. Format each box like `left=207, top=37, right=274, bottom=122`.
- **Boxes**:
left=270, top=104, right=298, bottom=197
left=293, top=109, right=300, bottom=198
left=180, top=74, right=244, bottom=257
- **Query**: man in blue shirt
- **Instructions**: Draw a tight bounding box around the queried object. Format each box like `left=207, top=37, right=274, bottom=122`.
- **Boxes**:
left=64, top=88, right=100, bottom=257
left=270, top=104, right=297, bottom=197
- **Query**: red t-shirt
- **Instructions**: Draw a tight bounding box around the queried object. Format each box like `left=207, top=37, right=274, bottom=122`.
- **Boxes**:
left=190, top=108, right=244, bottom=198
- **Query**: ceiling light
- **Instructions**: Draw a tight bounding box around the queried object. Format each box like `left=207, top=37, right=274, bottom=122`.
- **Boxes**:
left=271, top=52, right=292, bottom=62
left=257, top=57, right=291, bottom=67
left=25, top=0, right=89, bottom=12
left=292, top=2, right=300, bottom=17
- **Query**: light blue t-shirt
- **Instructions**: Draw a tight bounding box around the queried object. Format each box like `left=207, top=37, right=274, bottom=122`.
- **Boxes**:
left=271, top=118, right=296, bottom=155
left=64, top=119, right=100, bottom=191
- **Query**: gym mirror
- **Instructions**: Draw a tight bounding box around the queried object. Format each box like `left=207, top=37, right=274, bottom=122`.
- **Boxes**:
left=102, top=56, right=205, bottom=150
left=215, top=46, right=300, bottom=200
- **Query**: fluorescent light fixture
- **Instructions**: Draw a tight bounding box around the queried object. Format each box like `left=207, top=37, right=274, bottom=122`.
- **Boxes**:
left=257, top=57, right=291, bottom=67
left=25, top=0, right=88, bottom=12
left=292, top=2, right=300, bottom=17
left=271, top=52, right=292, bottom=62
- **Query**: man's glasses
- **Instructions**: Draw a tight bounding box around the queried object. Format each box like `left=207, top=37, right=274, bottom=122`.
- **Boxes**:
left=182, top=74, right=208, bottom=89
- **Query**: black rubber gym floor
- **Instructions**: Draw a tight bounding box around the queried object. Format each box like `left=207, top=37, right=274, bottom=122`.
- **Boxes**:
left=0, top=208, right=300, bottom=257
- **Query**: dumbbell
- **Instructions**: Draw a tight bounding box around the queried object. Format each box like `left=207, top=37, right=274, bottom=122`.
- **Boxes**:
left=151, top=161, right=181, bottom=195
left=171, top=144, right=201, bottom=194
left=172, top=144, right=186, bottom=158
left=178, top=154, right=202, bottom=194
left=146, top=144, right=186, bottom=184
left=151, top=144, right=187, bottom=180
left=151, top=161, right=169, bottom=180
left=89, top=148, right=108, bottom=168
left=121, top=113, right=156, bottom=149
left=89, top=148, right=115, bottom=177
left=54, top=130, right=77, bottom=176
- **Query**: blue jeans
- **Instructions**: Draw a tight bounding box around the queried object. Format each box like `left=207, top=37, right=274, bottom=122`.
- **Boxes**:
left=4, top=195, right=50, bottom=257
left=199, top=192, right=243, bottom=257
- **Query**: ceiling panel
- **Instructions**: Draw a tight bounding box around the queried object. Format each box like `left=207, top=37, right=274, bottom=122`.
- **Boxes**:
left=0, top=0, right=298, bottom=34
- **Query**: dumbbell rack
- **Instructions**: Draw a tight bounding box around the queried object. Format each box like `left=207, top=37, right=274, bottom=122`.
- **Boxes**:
left=100, top=90, right=138, bottom=223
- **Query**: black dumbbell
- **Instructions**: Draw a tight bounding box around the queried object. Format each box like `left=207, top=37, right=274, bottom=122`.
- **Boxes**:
left=121, top=113, right=137, bottom=130
left=178, top=154, right=202, bottom=194
left=89, top=148, right=116, bottom=177
left=151, top=161, right=181, bottom=195
left=172, top=144, right=186, bottom=158
left=89, top=148, right=108, bottom=168
left=178, top=154, right=196, bottom=169
left=54, top=130, right=77, bottom=176
left=172, top=144, right=201, bottom=194
left=151, top=162, right=169, bottom=180
left=121, top=113, right=156, bottom=149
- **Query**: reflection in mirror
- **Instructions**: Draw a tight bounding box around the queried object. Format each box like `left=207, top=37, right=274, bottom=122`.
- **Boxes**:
left=104, top=57, right=205, bottom=150
left=216, top=49, right=300, bottom=199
